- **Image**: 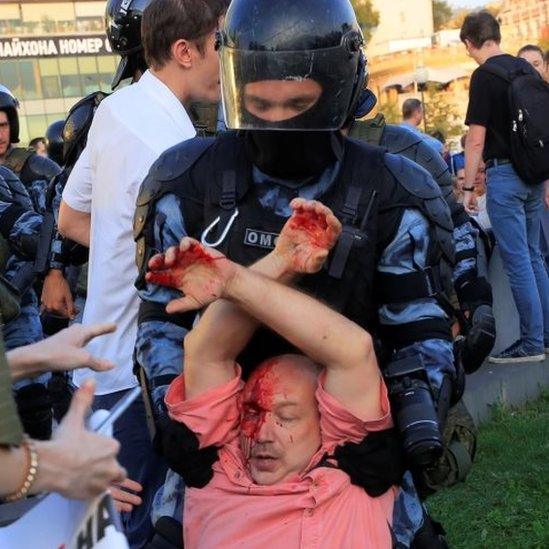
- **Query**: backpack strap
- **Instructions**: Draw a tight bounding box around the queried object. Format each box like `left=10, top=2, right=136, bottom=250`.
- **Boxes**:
left=349, top=114, right=387, bottom=146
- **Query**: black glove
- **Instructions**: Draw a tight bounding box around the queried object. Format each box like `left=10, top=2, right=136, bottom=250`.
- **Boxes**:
left=154, top=407, right=218, bottom=488
left=333, top=428, right=405, bottom=497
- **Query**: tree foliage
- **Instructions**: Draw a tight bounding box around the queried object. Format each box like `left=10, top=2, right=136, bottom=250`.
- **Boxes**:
left=424, top=84, right=463, bottom=138
left=378, top=97, right=401, bottom=125
left=351, top=0, right=380, bottom=43
left=433, top=0, right=453, bottom=31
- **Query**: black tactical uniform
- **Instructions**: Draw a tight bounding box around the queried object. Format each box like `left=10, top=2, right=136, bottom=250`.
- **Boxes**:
left=134, top=1, right=461, bottom=546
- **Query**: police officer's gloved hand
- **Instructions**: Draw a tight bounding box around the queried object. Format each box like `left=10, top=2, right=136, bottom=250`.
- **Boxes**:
left=154, top=397, right=218, bottom=488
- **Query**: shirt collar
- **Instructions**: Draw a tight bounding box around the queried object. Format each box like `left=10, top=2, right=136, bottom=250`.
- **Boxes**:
left=136, top=70, right=194, bottom=135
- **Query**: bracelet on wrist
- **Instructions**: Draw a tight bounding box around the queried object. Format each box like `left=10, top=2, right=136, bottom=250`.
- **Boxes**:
left=462, top=186, right=475, bottom=192
left=2, top=435, right=39, bottom=502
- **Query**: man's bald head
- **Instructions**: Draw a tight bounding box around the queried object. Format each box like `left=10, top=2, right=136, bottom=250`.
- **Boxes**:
left=240, top=354, right=322, bottom=485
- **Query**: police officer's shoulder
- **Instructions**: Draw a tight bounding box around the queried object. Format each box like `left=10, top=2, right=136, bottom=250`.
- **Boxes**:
left=0, top=165, right=19, bottom=183
left=136, top=137, right=215, bottom=208
left=24, top=153, right=61, bottom=180
left=382, top=124, right=423, bottom=154
left=151, top=137, right=215, bottom=182
left=383, top=152, right=442, bottom=200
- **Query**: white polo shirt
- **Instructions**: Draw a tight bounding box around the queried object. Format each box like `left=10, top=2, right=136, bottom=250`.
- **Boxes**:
left=63, top=70, right=196, bottom=394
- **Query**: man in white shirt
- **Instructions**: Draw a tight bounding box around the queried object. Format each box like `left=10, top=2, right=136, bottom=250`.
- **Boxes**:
left=59, top=0, right=228, bottom=546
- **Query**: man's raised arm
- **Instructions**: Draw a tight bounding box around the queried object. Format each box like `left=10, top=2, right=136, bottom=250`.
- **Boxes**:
left=148, top=200, right=382, bottom=419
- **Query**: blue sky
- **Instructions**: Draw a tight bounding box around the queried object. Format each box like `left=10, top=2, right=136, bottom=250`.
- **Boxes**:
left=448, top=0, right=486, bottom=7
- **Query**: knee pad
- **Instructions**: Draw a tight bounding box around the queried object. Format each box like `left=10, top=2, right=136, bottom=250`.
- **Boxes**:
left=456, top=277, right=493, bottom=313
left=460, top=304, right=496, bottom=374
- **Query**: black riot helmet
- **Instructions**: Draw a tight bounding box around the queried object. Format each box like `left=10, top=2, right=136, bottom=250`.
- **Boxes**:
left=45, top=120, right=65, bottom=166
left=218, top=0, right=367, bottom=131
left=106, top=0, right=151, bottom=89
left=63, top=91, right=108, bottom=167
left=0, top=85, right=20, bottom=143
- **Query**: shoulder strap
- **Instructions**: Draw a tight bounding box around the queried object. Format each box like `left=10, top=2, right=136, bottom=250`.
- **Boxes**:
left=479, top=59, right=532, bottom=83
left=349, top=114, right=386, bottom=146
left=134, top=137, right=214, bottom=286
left=3, top=148, right=34, bottom=176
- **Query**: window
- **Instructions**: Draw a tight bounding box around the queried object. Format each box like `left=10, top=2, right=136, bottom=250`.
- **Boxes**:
left=19, top=60, right=40, bottom=101
left=58, top=58, right=82, bottom=98
left=39, top=59, right=61, bottom=99
left=78, top=57, right=100, bottom=95
left=97, top=56, right=119, bottom=92
left=27, top=114, right=47, bottom=141
left=0, top=60, right=22, bottom=98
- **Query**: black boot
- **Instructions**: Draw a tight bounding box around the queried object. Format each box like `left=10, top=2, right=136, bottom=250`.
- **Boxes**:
left=410, top=513, right=449, bottom=548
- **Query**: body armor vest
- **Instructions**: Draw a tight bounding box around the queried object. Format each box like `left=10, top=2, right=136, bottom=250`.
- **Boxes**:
left=135, top=132, right=454, bottom=367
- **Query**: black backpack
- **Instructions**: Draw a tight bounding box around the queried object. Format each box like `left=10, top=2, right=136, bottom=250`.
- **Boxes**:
left=480, top=59, right=549, bottom=185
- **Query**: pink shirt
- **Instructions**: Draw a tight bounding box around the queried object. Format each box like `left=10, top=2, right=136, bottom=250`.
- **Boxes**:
left=166, top=368, right=396, bottom=549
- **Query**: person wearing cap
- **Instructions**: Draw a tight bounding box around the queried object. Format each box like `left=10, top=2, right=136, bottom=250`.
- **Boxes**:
left=58, top=1, right=228, bottom=546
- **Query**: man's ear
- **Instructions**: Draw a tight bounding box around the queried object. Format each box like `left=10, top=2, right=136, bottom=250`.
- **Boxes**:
left=171, top=39, right=193, bottom=69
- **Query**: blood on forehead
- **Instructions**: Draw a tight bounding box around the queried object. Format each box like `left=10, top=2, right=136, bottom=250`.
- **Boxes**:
left=241, top=358, right=281, bottom=410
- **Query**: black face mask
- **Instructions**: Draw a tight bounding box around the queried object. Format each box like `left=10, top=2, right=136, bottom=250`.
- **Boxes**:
left=244, top=130, right=344, bottom=180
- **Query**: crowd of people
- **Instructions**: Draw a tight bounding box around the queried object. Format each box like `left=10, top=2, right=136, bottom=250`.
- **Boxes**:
left=0, top=0, right=547, bottom=548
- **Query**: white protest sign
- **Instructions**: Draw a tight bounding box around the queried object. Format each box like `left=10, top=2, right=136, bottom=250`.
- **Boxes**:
left=0, top=492, right=128, bottom=549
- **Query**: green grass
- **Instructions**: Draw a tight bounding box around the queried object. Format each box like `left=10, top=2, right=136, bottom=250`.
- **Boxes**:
left=429, top=392, right=549, bottom=549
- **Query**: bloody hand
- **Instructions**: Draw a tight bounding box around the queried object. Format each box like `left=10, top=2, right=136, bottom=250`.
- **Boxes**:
left=146, top=238, right=235, bottom=314
left=275, top=198, right=342, bottom=274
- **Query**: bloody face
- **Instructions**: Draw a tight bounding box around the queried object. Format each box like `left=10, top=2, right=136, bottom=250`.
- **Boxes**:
left=243, top=79, right=322, bottom=123
left=239, top=355, right=321, bottom=485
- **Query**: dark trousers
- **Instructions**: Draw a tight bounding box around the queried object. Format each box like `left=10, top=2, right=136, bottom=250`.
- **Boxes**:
left=92, top=388, right=167, bottom=549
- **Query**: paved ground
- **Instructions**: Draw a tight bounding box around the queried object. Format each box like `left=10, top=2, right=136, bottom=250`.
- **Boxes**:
left=463, top=246, right=549, bottom=424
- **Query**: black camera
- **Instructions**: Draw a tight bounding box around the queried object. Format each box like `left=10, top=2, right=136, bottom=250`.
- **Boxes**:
left=384, top=356, right=443, bottom=467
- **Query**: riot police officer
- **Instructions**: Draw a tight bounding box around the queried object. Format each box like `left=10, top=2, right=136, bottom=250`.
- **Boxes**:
left=347, top=101, right=496, bottom=376
left=135, top=0, right=459, bottom=546
left=0, top=163, right=52, bottom=440
left=45, top=120, right=65, bottom=167
left=0, top=85, right=61, bottom=190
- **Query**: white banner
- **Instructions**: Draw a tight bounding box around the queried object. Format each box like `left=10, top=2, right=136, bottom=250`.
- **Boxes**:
left=0, top=492, right=128, bottom=549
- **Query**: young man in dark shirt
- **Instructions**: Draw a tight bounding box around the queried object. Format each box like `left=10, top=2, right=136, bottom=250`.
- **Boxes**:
left=460, top=11, right=549, bottom=363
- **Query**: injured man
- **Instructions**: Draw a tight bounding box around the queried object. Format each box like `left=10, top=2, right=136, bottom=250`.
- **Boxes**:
left=147, top=199, right=400, bottom=548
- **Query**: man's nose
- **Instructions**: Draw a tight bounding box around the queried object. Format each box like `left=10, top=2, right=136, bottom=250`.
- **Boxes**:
left=255, top=413, right=275, bottom=443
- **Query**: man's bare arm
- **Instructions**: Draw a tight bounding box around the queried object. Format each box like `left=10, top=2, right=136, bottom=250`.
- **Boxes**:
left=147, top=199, right=342, bottom=400
left=148, top=200, right=380, bottom=417
left=225, top=266, right=381, bottom=419
left=463, top=124, right=486, bottom=214
left=58, top=200, right=90, bottom=246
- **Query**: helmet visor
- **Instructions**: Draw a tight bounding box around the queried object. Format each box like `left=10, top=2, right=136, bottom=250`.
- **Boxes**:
left=220, top=45, right=359, bottom=131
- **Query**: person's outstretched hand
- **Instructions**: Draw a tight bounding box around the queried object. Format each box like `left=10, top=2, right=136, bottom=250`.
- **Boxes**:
left=146, top=238, right=236, bottom=314
left=8, top=323, right=117, bottom=381
left=275, top=198, right=342, bottom=274
left=34, top=381, right=126, bottom=500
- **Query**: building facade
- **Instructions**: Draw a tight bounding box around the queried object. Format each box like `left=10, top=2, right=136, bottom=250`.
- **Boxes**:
left=499, top=0, right=549, bottom=44
left=368, top=0, right=434, bottom=57
left=0, top=1, right=118, bottom=145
